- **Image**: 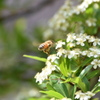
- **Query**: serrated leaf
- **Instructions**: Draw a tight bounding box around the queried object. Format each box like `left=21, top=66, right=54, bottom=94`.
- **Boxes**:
left=79, top=65, right=93, bottom=78
left=23, top=55, right=47, bottom=62
left=40, top=90, right=64, bottom=99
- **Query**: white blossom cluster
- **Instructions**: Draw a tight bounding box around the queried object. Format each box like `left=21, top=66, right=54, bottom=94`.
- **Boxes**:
left=75, top=90, right=95, bottom=100
left=48, top=0, right=99, bottom=32
left=50, top=97, right=72, bottom=100
left=76, top=0, right=100, bottom=14
left=55, top=33, right=100, bottom=69
left=66, top=33, right=100, bottom=47
left=34, top=60, right=56, bottom=84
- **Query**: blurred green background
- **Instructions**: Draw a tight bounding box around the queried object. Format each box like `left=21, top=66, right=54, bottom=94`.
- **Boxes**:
left=0, top=0, right=65, bottom=100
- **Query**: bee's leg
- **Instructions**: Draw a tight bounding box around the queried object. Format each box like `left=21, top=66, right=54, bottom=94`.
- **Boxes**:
left=43, top=49, right=50, bottom=55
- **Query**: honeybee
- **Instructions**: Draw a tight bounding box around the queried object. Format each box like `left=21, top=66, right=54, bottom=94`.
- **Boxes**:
left=38, top=40, right=53, bottom=55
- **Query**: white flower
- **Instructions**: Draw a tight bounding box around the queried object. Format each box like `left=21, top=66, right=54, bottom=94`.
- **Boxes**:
left=50, top=98, right=55, bottom=100
left=67, top=42, right=75, bottom=48
left=91, top=59, right=100, bottom=69
left=75, top=90, right=95, bottom=100
left=66, top=33, right=76, bottom=42
left=86, top=18, right=96, bottom=27
left=50, top=98, right=72, bottom=100
left=88, top=36, right=95, bottom=43
left=93, top=3, right=99, bottom=9
left=57, top=48, right=67, bottom=57
left=76, top=38, right=86, bottom=46
left=46, top=61, right=56, bottom=71
left=55, top=40, right=65, bottom=49
left=81, top=50, right=89, bottom=56
left=88, top=47, right=100, bottom=58
left=93, top=38, right=100, bottom=46
left=67, top=49, right=81, bottom=59
left=86, top=91, right=95, bottom=97
left=34, top=72, right=46, bottom=84
left=47, top=54, right=59, bottom=62
left=81, top=33, right=90, bottom=40
left=61, top=98, right=72, bottom=100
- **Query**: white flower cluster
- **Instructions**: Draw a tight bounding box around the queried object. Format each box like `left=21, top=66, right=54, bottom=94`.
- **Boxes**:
left=50, top=97, right=72, bottom=100
left=34, top=60, right=56, bottom=84
left=76, top=0, right=100, bottom=14
left=48, top=1, right=76, bottom=31
left=66, top=33, right=100, bottom=47
left=55, top=33, right=100, bottom=69
left=57, top=48, right=81, bottom=59
left=48, top=0, right=99, bottom=32
left=75, top=90, right=95, bottom=100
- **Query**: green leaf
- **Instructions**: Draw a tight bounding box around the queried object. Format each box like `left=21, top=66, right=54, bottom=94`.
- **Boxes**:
left=92, top=82, right=100, bottom=93
left=80, top=58, right=93, bottom=68
left=85, top=7, right=93, bottom=14
left=64, top=77, right=87, bottom=92
left=40, top=90, right=64, bottom=99
left=59, top=57, right=69, bottom=77
left=87, top=70, right=100, bottom=79
left=69, top=85, right=76, bottom=100
left=75, top=57, right=93, bottom=76
left=23, top=55, right=47, bottom=62
left=93, top=87, right=100, bottom=94
left=61, top=83, right=69, bottom=97
left=47, top=83, right=55, bottom=91
left=28, top=97, right=49, bottom=100
left=74, top=77, right=87, bottom=92
left=82, top=77, right=90, bottom=91
left=25, top=97, right=50, bottom=100
left=49, top=75, right=68, bottom=97
left=79, top=65, right=93, bottom=78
